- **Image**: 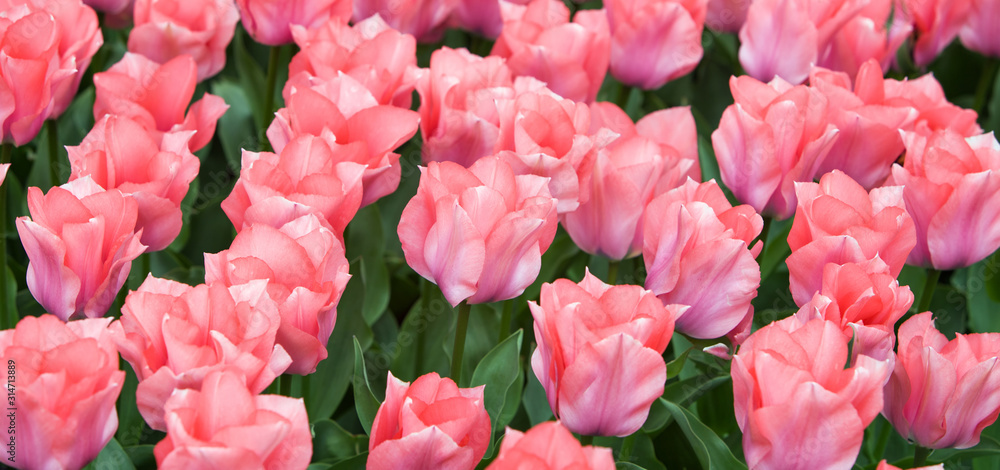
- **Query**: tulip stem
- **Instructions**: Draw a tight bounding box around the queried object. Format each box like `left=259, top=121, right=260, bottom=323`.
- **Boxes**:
left=619, top=433, right=636, bottom=462
left=46, top=120, right=60, bottom=187
left=498, top=299, right=513, bottom=344
left=0, top=143, right=11, bottom=330
left=913, top=445, right=932, bottom=467
left=873, top=420, right=892, bottom=463
left=280, top=373, right=292, bottom=397
left=974, top=58, right=999, bottom=115
left=260, top=45, right=282, bottom=152
left=451, top=302, right=472, bottom=386
left=579, top=434, right=593, bottom=447
left=607, top=260, right=620, bottom=285
left=916, top=268, right=941, bottom=314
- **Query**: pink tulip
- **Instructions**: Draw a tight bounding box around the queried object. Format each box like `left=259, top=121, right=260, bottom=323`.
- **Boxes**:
left=732, top=316, right=892, bottom=469
left=706, top=0, right=749, bottom=32
left=0, top=315, right=123, bottom=470
left=490, top=0, right=610, bottom=103
left=819, top=0, right=911, bottom=78
left=877, top=461, right=944, bottom=470
left=903, top=0, right=973, bottom=68
left=961, top=0, right=1000, bottom=58
left=93, top=52, right=229, bottom=152
left=712, top=74, right=839, bottom=219
left=884, top=312, right=1000, bottom=449
left=269, top=75, right=419, bottom=207
left=562, top=103, right=699, bottom=260
left=83, top=0, right=131, bottom=14
left=0, top=163, right=8, bottom=185
left=155, top=370, right=311, bottom=469
left=450, top=0, right=531, bottom=39
left=111, top=277, right=292, bottom=431
left=416, top=47, right=515, bottom=167
left=398, top=155, right=557, bottom=306
left=886, top=131, right=1000, bottom=270
left=67, top=115, right=200, bottom=252
left=16, top=178, right=146, bottom=320
left=794, top=259, right=913, bottom=333
left=530, top=271, right=682, bottom=436
left=46, top=0, right=104, bottom=119
left=221, top=135, right=366, bottom=235
left=644, top=179, right=762, bottom=339
left=285, top=13, right=420, bottom=108
left=236, top=0, right=351, bottom=45
left=883, top=73, right=982, bottom=137
left=129, top=0, right=240, bottom=81
left=205, top=213, right=351, bottom=375
left=486, top=421, right=615, bottom=469
left=786, top=170, right=916, bottom=303
left=369, top=372, right=491, bottom=470
left=606, top=0, right=708, bottom=90
left=353, top=0, right=461, bottom=43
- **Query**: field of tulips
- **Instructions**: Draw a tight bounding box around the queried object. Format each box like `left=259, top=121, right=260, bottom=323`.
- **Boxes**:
left=6, top=0, right=1000, bottom=469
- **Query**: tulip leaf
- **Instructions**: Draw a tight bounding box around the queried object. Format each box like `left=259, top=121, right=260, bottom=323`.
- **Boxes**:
left=929, top=435, right=1000, bottom=463
left=312, top=419, right=369, bottom=463
left=617, top=463, right=647, bottom=470
left=83, top=438, right=134, bottom=470
left=523, top=364, right=554, bottom=426
left=661, top=400, right=747, bottom=470
left=346, top=204, right=389, bottom=327
left=470, top=329, right=524, bottom=459
left=210, top=79, right=255, bottom=172
left=667, top=347, right=692, bottom=379
left=353, top=336, right=382, bottom=435
left=115, top=365, right=144, bottom=447
left=955, top=257, right=1000, bottom=333
left=122, top=445, right=155, bottom=470
left=391, top=283, right=454, bottom=380
left=327, top=453, right=368, bottom=470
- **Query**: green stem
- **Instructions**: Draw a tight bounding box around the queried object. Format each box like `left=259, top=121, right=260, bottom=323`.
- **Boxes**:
left=302, top=374, right=311, bottom=407
left=607, top=260, right=620, bottom=285
left=451, top=302, right=472, bottom=386
left=617, top=84, right=634, bottom=111
left=1, top=143, right=12, bottom=330
left=260, top=46, right=281, bottom=152
left=975, top=59, right=999, bottom=115
left=498, top=299, right=513, bottom=344
left=917, top=269, right=941, bottom=314
left=619, top=433, right=636, bottom=462
left=578, top=434, right=593, bottom=447
left=47, top=120, right=60, bottom=187
left=266, top=375, right=280, bottom=396
left=279, top=373, right=292, bottom=397
left=913, top=445, right=932, bottom=467
left=873, top=420, right=892, bottom=463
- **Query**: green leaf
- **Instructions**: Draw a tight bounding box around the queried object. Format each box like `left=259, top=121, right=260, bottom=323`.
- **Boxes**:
left=122, top=445, right=156, bottom=470
left=470, top=329, right=524, bottom=458
left=83, top=439, right=135, bottom=470
left=210, top=79, right=256, bottom=171
left=522, top=363, right=554, bottom=426
left=328, top=453, right=368, bottom=470
left=617, top=463, right=647, bottom=470
left=391, top=283, right=454, bottom=380
left=353, top=337, right=382, bottom=435
left=667, top=348, right=692, bottom=379
left=312, top=419, right=369, bottom=463
left=930, top=435, right=1000, bottom=462
left=346, top=204, right=389, bottom=327
left=116, top=364, right=145, bottom=447
left=661, top=400, right=746, bottom=470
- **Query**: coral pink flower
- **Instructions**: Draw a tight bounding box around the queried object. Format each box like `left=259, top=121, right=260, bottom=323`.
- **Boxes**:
left=606, top=0, right=708, bottom=90
left=46, top=0, right=103, bottom=119
left=269, top=75, right=419, bottom=207
left=285, top=14, right=420, bottom=108
left=487, top=421, right=615, bottom=469
left=490, top=0, right=610, bottom=103
left=0, top=315, right=124, bottom=470
left=236, top=0, right=351, bottom=46
left=398, top=156, right=557, bottom=306
left=16, top=178, right=146, bottom=321
left=111, top=277, right=291, bottom=431
left=416, top=47, right=515, bottom=167
left=221, top=135, right=366, bottom=234
left=353, top=0, right=460, bottom=43
left=884, top=73, right=981, bottom=138
left=786, top=170, right=916, bottom=303
left=886, top=131, right=1000, bottom=270
left=93, top=52, right=229, bottom=152
left=712, top=75, right=839, bottom=219
left=884, top=312, right=1000, bottom=449
left=732, top=316, right=892, bottom=470
left=794, top=259, right=914, bottom=332
left=819, top=0, right=911, bottom=78
left=961, top=0, right=1000, bottom=58
left=450, top=0, right=530, bottom=39
left=644, top=179, right=762, bottom=339
left=562, top=103, right=699, bottom=260
left=155, top=370, right=311, bottom=469
left=83, top=0, right=131, bottom=14
left=877, top=461, right=944, bottom=470
left=205, top=213, right=351, bottom=375
left=67, top=115, right=200, bottom=252
left=903, top=0, right=973, bottom=68
left=369, top=372, right=491, bottom=470
left=129, top=0, right=240, bottom=81
left=530, top=271, right=682, bottom=436
left=706, top=0, right=749, bottom=32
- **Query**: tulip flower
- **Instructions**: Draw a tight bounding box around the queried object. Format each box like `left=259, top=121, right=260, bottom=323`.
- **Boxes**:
left=16, top=177, right=146, bottom=320
left=0, top=315, right=124, bottom=470
left=487, top=421, right=616, bottom=469
left=236, top=0, right=351, bottom=46
left=877, top=461, right=944, bottom=470
left=450, top=0, right=531, bottom=39
left=130, top=0, right=240, bottom=81
left=369, top=372, right=491, bottom=470
left=883, top=73, right=981, bottom=137
left=819, top=0, right=911, bottom=78
left=884, top=312, right=1000, bottom=449
left=706, top=0, right=749, bottom=32
left=794, top=259, right=913, bottom=333
left=111, top=277, right=291, bottom=430
left=903, top=0, right=973, bottom=68
left=732, top=316, right=892, bottom=470
left=490, top=0, right=610, bottom=103
left=399, top=155, right=557, bottom=306
left=84, top=0, right=132, bottom=14
left=67, top=115, right=200, bottom=252
left=353, top=0, right=460, bottom=43
left=205, top=213, right=351, bottom=375
left=606, top=0, right=708, bottom=90
left=93, top=53, right=229, bottom=152
left=644, top=179, right=762, bottom=339
left=155, top=371, right=311, bottom=468
left=886, top=131, right=1000, bottom=270
left=530, top=271, right=682, bottom=436
left=961, top=0, right=1000, bottom=58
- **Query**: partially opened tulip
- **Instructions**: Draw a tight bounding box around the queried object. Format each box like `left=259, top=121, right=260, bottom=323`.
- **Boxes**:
left=369, top=372, right=490, bottom=470
left=205, top=213, right=351, bottom=375
left=129, top=0, right=240, bottom=81
left=883, top=73, right=981, bottom=137
left=794, top=259, right=913, bottom=333
left=399, top=156, right=557, bottom=306
left=0, top=315, right=124, bottom=470
left=530, top=271, right=683, bottom=436
left=819, top=0, right=911, bottom=78
left=903, top=0, right=973, bottom=68
left=886, top=131, right=1000, bottom=270
left=451, top=0, right=531, bottom=39
left=877, top=461, right=944, bottom=470
left=236, top=0, right=351, bottom=45
left=706, top=0, right=748, bottom=32
left=884, top=312, right=1000, bottom=449
left=47, top=0, right=103, bottom=119
left=486, top=421, right=615, bottom=469
left=67, top=115, right=200, bottom=252
left=732, top=316, right=892, bottom=470
left=111, top=277, right=291, bottom=430
left=16, top=177, right=146, bottom=320
left=961, top=0, right=1000, bottom=58
left=353, top=0, right=461, bottom=43
left=155, top=370, right=311, bottom=469
left=606, top=0, right=708, bottom=90
left=84, top=0, right=132, bottom=14
left=644, top=179, right=762, bottom=339
left=93, top=53, right=229, bottom=152
left=490, top=0, right=610, bottom=103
